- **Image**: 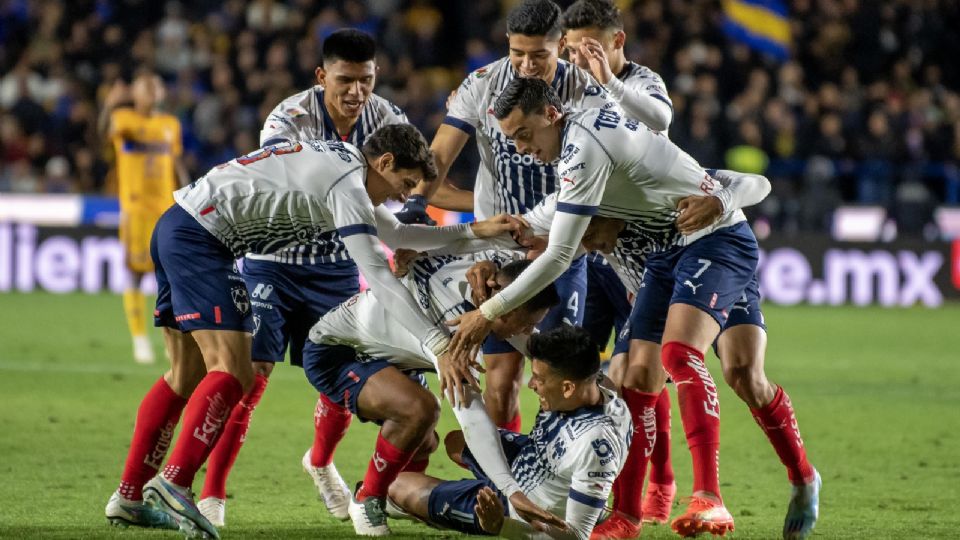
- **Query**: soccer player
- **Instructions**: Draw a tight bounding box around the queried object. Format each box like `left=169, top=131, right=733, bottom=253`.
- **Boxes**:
left=197, top=29, right=411, bottom=527
left=306, top=256, right=562, bottom=536
left=100, top=71, right=188, bottom=364
left=386, top=325, right=631, bottom=540
left=449, top=78, right=819, bottom=538
left=398, top=0, right=615, bottom=435
left=103, top=125, right=519, bottom=538
left=560, top=0, right=679, bottom=532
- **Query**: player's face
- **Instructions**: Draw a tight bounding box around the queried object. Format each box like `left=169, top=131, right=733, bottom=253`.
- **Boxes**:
left=131, top=75, right=164, bottom=110
left=498, top=106, right=563, bottom=163
left=527, top=359, right=570, bottom=412
left=317, top=60, right=376, bottom=120
left=507, top=33, right=561, bottom=81
left=581, top=216, right=626, bottom=253
left=491, top=306, right=549, bottom=340
left=368, top=153, right=422, bottom=205
left=563, top=27, right=622, bottom=68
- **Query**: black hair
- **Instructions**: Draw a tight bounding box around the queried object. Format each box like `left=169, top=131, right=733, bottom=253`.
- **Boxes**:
left=561, top=0, right=623, bottom=31
left=506, top=0, right=563, bottom=39
left=528, top=325, right=600, bottom=381
left=493, top=77, right=563, bottom=120
left=362, top=124, right=438, bottom=181
left=322, top=28, right=377, bottom=65
left=496, top=260, right=560, bottom=313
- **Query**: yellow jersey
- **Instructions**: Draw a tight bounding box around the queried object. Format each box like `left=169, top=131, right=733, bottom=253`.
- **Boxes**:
left=110, top=108, right=181, bottom=213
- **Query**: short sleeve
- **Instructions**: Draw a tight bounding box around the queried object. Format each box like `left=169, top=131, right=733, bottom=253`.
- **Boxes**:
left=260, top=104, right=301, bottom=147
left=522, top=194, right=557, bottom=235
left=325, top=169, right=377, bottom=237
left=443, top=68, right=485, bottom=135
left=555, top=126, right=614, bottom=214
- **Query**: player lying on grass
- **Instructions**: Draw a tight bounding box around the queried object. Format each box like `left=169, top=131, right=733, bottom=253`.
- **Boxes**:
left=104, top=124, right=521, bottom=539
left=445, top=77, right=816, bottom=538
left=305, top=252, right=565, bottom=536
left=386, top=325, right=631, bottom=540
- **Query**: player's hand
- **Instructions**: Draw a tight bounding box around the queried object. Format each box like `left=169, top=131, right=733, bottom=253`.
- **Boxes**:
left=436, top=349, right=483, bottom=406
left=466, top=260, right=498, bottom=305
left=470, top=214, right=527, bottom=239
left=445, top=89, right=459, bottom=110
left=446, top=310, right=494, bottom=369
left=104, top=80, right=130, bottom=109
left=676, top=195, right=724, bottom=235
left=475, top=487, right=506, bottom=534
left=578, top=38, right=614, bottom=85
left=508, top=491, right=568, bottom=531
left=392, top=248, right=421, bottom=277
left=395, top=195, right=437, bottom=225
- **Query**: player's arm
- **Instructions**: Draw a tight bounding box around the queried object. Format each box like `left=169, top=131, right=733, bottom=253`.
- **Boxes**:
left=602, top=75, right=672, bottom=133
left=98, top=81, right=130, bottom=138
left=374, top=206, right=522, bottom=251
left=676, top=169, right=772, bottom=235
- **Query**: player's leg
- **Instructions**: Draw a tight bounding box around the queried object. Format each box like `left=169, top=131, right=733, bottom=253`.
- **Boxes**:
left=386, top=473, right=446, bottom=523
left=717, top=287, right=819, bottom=539
left=643, top=384, right=676, bottom=525
left=350, top=366, right=440, bottom=536
left=481, top=347, right=524, bottom=430
left=121, top=210, right=155, bottom=364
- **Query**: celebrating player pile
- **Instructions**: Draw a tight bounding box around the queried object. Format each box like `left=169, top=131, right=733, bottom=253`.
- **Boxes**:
left=101, top=1, right=822, bottom=539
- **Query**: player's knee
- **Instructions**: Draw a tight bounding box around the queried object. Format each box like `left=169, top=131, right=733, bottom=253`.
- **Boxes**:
left=444, top=430, right=466, bottom=465
left=401, top=390, right=440, bottom=435
left=252, top=361, right=274, bottom=378
left=417, top=430, right=439, bottom=458
left=721, top=362, right=769, bottom=407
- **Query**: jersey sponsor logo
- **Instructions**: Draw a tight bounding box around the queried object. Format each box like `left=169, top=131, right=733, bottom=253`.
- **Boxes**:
left=251, top=283, right=274, bottom=300
left=591, top=438, right=615, bottom=466
left=497, top=149, right=547, bottom=166
left=587, top=470, right=616, bottom=478
left=192, top=392, right=230, bottom=447
left=231, top=286, right=250, bottom=314
left=564, top=162, right=586, bottom=172
left=560, top=143, right=580, bottom=164
left=584, top=84, right=603, bottom=96
left=593, top=109, right=621, bottom=130
left=685, top=353, right=720, bottom=419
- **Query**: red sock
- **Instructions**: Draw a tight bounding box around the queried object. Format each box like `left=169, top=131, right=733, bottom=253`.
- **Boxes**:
left=161, top=371, right=242, bottom=488
left=751, top=385, right=815, bottom=485
left=611, top=387, right=659, bottom=520
left=310, top=393, right=352, bottom=467
left=498, top=412, right=522, bottom=433
left=402, top=458, right=429, bottom=473
left=201, top=374, right=268, bottom=499
left=356, top=432, right=416, bottom=500
left=661, top=341, right=721, bottom=498
left=118, top=377, right=188, bottom=500
left=648, top=387, right=675, bottom=485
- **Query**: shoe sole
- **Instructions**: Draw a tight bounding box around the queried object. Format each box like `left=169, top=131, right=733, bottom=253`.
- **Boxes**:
left=671, top=518, right=735, bottom=537
left=144, top=486, right=219, bottom=540
left=302, top=461, right=351, bottom=521
left=641, top=515, right=670, bottom=525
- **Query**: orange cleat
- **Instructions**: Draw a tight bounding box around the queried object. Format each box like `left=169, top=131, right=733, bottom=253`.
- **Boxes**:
left=591, top=511, right=642, bottom=540
left=670, top=495, right=734, bottom=537
left=641, top=481, right=677, bottom=524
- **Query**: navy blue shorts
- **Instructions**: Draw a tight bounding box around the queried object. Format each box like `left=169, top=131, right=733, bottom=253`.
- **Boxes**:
left=427, top=429, right=525, bottom=535
left=483, top=255, right=587, bottom=355
left=583, top=255, right=631, bottom=351
left=622, top=222, right=760, bottom=345
left=152, top=204, right=253, bottom=333
left=242, top=257, right=358, bottom=365
left=301, top=342, right=428, bottom=423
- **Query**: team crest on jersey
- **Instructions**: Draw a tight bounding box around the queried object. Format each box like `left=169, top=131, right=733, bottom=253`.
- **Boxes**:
left=584, top=84, right=602, bottom=96
left=474, top=67, right=489, bottom=78
left=231, top=286, right=250, bottom=315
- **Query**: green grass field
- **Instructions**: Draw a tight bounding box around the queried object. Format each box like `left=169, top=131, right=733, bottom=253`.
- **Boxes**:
left=1, top=292, right=959, bottom=539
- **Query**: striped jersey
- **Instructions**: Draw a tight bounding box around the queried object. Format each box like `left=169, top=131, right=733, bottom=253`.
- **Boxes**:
left=256, top=86, right=408, bottom=265
left=445, top=58, right=616, bottom=219
left=174, top=140, right=372, bottom=261
left=556, top=108, right=746, bottom=248
left=509, top=386, right=631, bottom=529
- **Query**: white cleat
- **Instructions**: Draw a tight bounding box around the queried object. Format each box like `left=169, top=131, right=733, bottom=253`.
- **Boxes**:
left=104, top=490, right=178, bottom=529
left=301, top=449, right=351, bottom=520
left=133, top=335, right=155, bottom=364
left=783, top=469, right=822, bottom=540
left=198, top=497, right=226, bottom=528
left=349, top=486, right=390, bottom=537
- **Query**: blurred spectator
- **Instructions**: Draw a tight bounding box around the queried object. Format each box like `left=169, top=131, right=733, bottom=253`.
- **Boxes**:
left=0, top=0, right=956, bottom=237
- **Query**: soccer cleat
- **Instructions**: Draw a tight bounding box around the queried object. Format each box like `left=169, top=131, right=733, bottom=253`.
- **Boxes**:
left=105, top=490, right=179, bottom=529
left=783, top=469, right=821, bottom=539
left=670, top=495, right=735, bottom=537
left=590, top=510, right=641, bottom=539
left=198, top=497, right=226, bottom=528
left=302, top=449, right=351, bottom=520
left=143, top=475, right=220, bottom=539
left=349, top=483, right=391, bottom=536
left=641, top=481, right=676, bottom=524
left=133, top=335, right=155, bottom=364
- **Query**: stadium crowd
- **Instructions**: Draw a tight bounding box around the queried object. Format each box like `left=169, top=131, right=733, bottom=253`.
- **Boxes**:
left=1, top=0, right=958, bottom=233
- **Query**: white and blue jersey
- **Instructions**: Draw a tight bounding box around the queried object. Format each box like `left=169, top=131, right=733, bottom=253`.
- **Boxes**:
left=445, top=58, right=616, bottom=219
left=254, top=87, right=408, bottom=265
